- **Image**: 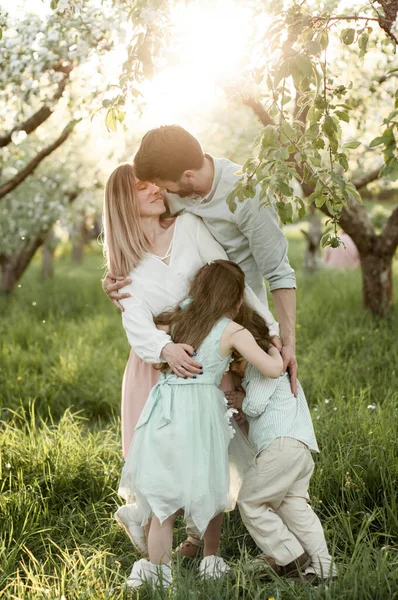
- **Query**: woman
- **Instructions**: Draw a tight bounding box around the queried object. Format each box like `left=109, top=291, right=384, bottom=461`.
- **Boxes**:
left=103, top=163, right=278, bottom=458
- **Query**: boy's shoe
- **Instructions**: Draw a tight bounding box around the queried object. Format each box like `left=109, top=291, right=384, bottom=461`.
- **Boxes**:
left=115, top=505, right=148, bottom=555
left=280, top=552, right=312, bottom=578
left=199, top=555, right=230, bottom=579
left=125, top=559, right=153, bottom=588
left=248, top=554, right=278, bottom=572
left=248, top=552, right=311, bottom=578
left=176, top=540, right=202, bottom=559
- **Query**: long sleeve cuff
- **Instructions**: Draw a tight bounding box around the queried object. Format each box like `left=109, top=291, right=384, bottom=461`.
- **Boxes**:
left=268, top=273, right=297, bottom=292
left=242, top=396, right=264, bottom=418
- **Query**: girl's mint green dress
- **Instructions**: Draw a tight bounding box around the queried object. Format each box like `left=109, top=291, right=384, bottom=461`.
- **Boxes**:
left=118, top=317, right=239, bottom=537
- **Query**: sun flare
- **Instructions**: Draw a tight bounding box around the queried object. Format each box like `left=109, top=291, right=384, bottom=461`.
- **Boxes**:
left=141, top=1, right=257, bottom=125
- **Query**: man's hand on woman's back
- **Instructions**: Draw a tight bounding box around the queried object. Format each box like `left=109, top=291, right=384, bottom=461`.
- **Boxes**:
left=102, top=272, right=132, bottom=311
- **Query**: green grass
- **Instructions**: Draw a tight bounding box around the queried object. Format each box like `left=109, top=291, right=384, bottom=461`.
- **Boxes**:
left=1, top=239, right=398, bottom=599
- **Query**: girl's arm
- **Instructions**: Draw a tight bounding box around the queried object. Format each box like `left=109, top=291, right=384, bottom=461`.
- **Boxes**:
left=225, top=323, right=283, bottom=379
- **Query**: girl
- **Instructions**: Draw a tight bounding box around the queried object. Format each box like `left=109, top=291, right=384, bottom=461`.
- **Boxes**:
left=118, top=260, right=283, bottom=588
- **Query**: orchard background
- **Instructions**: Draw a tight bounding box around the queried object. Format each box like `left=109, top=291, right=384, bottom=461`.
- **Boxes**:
left=0, top=1, right=397, bottom=598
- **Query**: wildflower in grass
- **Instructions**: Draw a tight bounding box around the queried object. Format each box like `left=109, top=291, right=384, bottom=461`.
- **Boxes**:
left=296, top=323, right=301, bottom=328
left=6, top=463, right=11, bottom=469
left=324, top=398, right=329, bottom=404
left=367, top=404, right=377, bottom=410
left=17, top=376, right=22, bottom=381
left=32, top=301, right=37, bottom=306
left=42, top=320, right=46, bottom=323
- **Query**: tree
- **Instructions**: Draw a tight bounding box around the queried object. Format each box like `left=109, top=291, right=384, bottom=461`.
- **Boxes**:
left=0, top=1, right=122, bottom=291
left=98, top=0, right=398, bottom=316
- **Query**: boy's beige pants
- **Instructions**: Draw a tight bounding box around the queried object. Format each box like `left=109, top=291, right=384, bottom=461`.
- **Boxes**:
left=187, top=437, right=335, bottom=578
left=238, top=437, right=335, bottom=577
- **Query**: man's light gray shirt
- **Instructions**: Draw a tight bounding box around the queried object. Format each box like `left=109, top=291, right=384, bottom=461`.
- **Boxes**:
left=166, top=155, right=296, bottom=306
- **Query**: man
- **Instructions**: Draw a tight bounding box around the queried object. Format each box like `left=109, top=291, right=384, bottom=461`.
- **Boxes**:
left=105, top=125, right=297, bottom=392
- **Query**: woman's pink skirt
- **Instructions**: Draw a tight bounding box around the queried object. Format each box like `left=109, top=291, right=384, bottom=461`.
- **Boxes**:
left=121, top=350, right=159, bottom=458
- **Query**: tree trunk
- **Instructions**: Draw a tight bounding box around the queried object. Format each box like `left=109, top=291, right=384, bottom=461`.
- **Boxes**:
left=71, top=214, right=90, bottom=263
left=0, top=234, right=46, bottom=293
left=360, top=252, right=393, bottom=317
left=42, top=229, right=57, bottom=280
left=302, top=206, right=322, bottom=272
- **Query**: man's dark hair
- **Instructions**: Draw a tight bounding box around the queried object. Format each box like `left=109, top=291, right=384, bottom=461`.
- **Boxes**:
left=134, top=125, right=205, bottom=182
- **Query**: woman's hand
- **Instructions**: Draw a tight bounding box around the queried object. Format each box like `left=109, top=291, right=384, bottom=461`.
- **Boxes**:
left=161, top=343, right=203, bottom=378
left=102, top=272, right=132, bottom=311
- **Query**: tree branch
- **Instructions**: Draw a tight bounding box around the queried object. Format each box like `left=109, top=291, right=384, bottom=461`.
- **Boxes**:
left=0, top=119, right=80, bottom=200
left=352, top=167, right=382, bottom=189
left=242, top=96, right=274, bottom=127
left=0, top=63, right=73, bottom=148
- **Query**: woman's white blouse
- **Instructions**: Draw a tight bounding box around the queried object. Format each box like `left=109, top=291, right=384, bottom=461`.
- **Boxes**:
left=120, top=213, right=279, bottom=363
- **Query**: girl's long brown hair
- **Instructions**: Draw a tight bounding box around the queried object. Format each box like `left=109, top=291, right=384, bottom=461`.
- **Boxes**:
left=233, top=303, right=272, bottom=357
left=154, top=260, right=245, bottom=370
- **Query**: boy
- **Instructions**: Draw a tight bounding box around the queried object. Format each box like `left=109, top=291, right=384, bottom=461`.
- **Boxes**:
left=225, top=358, right=336, bottom=582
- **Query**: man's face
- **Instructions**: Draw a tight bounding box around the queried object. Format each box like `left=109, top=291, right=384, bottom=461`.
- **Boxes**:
left=154, top=176, right=196, bottom=198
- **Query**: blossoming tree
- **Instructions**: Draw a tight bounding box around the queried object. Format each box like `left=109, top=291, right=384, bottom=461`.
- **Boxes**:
left=0, top=1, right=120, bottom=291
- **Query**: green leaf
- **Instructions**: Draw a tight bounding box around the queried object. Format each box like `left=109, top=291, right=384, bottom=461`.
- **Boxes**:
left=337, top=103, right=353, bottom=111
left=321, top=233, right=332, bottom=248
left=306, top=41, right=322, bottom=55
left=314, top=138, right=325, bottom=149
left=105, top=108, right=117, bottom=132
left=323, top=115, right=337, bottom=136
left=340, top=28, right=356, bottom=45
left=116, top=109, right=125, bottom=123
left=261, top=125, right=279, bottom=148
left=335, top=110, right=350, bottom=123
left=227, top=196, right=237, bottom=213
left=343, top=141, right=361, bottom=149
left=380, top=158, right=398, bottom=181
left=369, top=136, right=387, bottom=148
left=295, top=54, right=313, bottom=78
left=318, top=30, right=329, bottom=51
left=274, top=61, right=291, bottom=87
left=345, top=182, right=363, bottom=204
left=338, top=153, right=349, bottom=171
left=315, top=194, right=327, bottom=208
left=297, top=199, right=306, bottom=220
left=279, top=182, right=294, bottom=196
left=358, top=33, right=369, bottom=58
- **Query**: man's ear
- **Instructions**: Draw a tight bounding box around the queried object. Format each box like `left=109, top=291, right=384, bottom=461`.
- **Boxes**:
left=183, top=170, right=195, bottom=181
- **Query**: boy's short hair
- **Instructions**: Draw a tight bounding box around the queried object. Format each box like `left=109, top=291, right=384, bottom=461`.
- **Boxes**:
left=134, top=125, right=205, bottom=182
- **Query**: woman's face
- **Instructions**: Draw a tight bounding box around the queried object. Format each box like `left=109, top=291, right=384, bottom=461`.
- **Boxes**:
left=135, top=178, right=166, bottom=217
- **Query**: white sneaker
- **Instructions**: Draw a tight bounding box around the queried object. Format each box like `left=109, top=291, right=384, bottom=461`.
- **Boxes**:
left=199, top=555, right=230, bottom=579
left=115, top=504, right=148, bottom=555
left=151, top=563, right=172, bottom=589
left=126, top=560, right=172, bottom=589
left=125, top=558, right=153, bottom=588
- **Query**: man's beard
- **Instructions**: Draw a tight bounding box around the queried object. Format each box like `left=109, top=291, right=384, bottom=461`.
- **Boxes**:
left=175, top=181, right=195, bottom=198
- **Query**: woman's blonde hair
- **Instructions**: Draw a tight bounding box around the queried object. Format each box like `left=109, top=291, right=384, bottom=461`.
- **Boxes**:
left=103, top=163, right=173, bottom=277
